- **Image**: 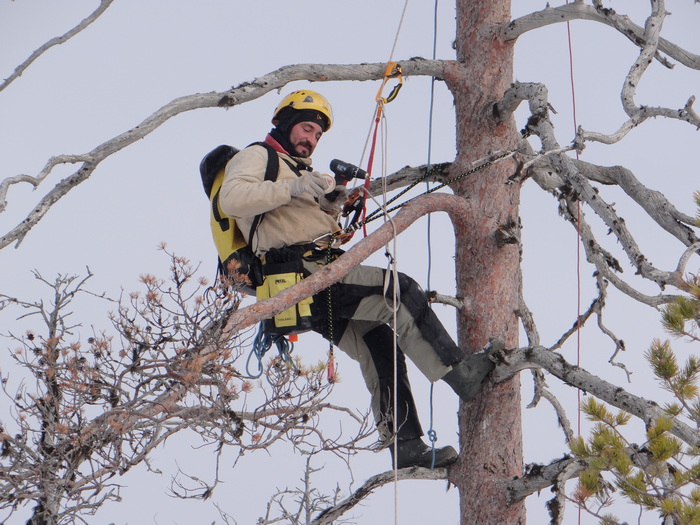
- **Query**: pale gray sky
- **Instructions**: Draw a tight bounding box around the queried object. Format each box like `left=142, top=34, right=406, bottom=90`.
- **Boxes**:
left=1, top=1, right=698, bottom=523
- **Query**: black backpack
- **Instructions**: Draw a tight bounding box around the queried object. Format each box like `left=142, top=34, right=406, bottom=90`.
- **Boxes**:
left=199, top=142, right=279, bottom=293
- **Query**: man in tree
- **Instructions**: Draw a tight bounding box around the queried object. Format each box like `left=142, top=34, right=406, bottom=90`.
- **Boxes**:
left=219, top=89, right=498, bottom=468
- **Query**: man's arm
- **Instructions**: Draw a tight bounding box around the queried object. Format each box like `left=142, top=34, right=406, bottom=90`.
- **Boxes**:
left=219, top=145, right=292, bottom=219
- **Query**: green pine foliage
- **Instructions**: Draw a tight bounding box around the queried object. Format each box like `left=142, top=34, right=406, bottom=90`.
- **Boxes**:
left=571, top=395, right=700, bottom=524
left=569, top=227, right=700, bottom=524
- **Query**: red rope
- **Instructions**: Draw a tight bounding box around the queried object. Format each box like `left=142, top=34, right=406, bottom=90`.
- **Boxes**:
left=361, top=115, right=382, bottom=237
left=565, top=3, right=583, bottom=524
left=565, top=0, right=581, bottom=435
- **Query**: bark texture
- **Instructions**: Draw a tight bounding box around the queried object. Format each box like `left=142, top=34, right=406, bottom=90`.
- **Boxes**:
left=447, top=1, right=525, bottom=523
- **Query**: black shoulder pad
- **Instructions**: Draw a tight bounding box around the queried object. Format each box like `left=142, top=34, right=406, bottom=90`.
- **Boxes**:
left=248, top=141, right=280, bottom=182
left=200, top=145, right=239, bottom=197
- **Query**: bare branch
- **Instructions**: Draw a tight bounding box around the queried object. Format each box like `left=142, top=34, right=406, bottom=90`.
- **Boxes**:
left=0, top=254, right=375, bottom=522
left=0, top=58, right=448, bottom=250
left=505, top=4, right=700, bottom=147
left=506, top=455, right=587, bottom=506
left=0, top=0, right=115, bottom=93
left=620, top=0, right=667, bottom=116
left=503, top=81, right=694, bottom=303
left=491, top=346, right=700, bottom=449
left=571, top=160, right=698, bottom=247
left=427, top=291, right=465, bottom=310
left=504, top=2, right=700, bottom=71
left=540, top=388, right=576, bottom=445
left=312, top=466, right=449, bottom=525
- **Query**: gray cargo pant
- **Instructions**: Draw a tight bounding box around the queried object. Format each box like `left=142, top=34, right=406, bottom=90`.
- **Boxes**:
left=303, top=255, right=464, bottom=442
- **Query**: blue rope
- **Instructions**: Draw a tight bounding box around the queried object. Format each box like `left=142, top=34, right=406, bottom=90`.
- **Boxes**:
left=428, top=383, right=438, bottom=469
left=425, top=0, right=439, bottom=293
left=246, top=324, right=295, bottom=379
left=425, top=0, right=440, bottom=472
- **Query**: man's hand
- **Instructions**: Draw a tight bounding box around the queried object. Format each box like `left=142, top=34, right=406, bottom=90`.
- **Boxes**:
left=288, top=171, right=328, bottom=198
left=320, top=185, right=348, bottom=215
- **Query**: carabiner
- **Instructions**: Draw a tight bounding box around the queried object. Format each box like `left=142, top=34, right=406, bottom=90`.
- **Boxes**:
left=341, top=187, right=365, bottom=225
left=375, top=61, right=404, bottom=106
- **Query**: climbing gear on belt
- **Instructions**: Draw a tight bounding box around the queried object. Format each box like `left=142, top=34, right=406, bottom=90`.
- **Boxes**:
left=256, top=246, right=314, bottom=336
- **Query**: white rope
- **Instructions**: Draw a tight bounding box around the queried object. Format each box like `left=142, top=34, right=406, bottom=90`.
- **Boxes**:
left=355, top=0, right=409, bottom=174
left=345, top=3, right=410, bottom=522
left=376, top=107, right=402, bottom=525
left=388, top=0, right=410, bottom=63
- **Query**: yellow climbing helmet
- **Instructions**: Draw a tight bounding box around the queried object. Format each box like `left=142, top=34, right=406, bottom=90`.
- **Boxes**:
left=272, top=90, right=333, bottom=131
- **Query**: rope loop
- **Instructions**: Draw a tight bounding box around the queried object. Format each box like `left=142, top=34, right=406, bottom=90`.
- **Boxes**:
left=427, top=429, right=437, bottom=443
left=246, top=324, right=296, bottom=379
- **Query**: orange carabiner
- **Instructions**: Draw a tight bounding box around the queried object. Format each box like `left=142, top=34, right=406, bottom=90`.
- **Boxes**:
left=375, top=61, right=404, bottom=106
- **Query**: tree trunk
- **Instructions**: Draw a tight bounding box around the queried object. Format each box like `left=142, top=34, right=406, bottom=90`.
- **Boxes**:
left=447, top=1, right=525, bottom=523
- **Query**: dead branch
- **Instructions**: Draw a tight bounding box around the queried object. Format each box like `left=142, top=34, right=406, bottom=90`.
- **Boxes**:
left=505, top=2, right=700, bottom=71
left=0, top=58, right=447, bottom=249
left=0, top=0, right=115, bottom=93
left=506, top=456, right=587, bottom=506
left=0, top=254, right=374, bottom=523
left=499, top=81, right=695, bottom=304
left=491, top=345, right=700, bottom=449
left=311, top=466, right=450, bottom=525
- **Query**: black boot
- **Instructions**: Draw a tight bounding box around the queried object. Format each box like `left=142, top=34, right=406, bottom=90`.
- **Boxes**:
left=390, top=438, right=458, bottom=469
left=442, top=338, right=503, bottom=402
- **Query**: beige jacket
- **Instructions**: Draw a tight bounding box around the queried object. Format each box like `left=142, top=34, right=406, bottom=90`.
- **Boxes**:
left=219, top=143, right=339, bottom=257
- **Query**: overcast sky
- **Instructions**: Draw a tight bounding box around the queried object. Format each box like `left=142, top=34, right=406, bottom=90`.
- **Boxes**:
left=1, top=1, right=698, bottom=524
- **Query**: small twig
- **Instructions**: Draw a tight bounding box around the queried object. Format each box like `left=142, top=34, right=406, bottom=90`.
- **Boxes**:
left=0, top=0, right=115, bottom=93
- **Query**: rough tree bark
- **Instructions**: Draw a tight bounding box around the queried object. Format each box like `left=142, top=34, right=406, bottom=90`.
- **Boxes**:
left=447, top=1, right=525, bottom=523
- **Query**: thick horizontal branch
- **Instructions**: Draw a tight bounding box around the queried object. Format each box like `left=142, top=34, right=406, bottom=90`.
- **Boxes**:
left=506, top=455, right=586, bottom=505
left=367, top=162, right=452, bottom=195
left=506, top=441, right=685, bottom=507
left=0, top=58, right=451, bottom=250
left=505, top=2, right=700, bottom=71
left=492, top=346, right=700, bottom=449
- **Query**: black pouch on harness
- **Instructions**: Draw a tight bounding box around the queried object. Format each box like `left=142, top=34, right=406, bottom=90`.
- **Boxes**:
left=256, top=247, right=315, bottom=336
